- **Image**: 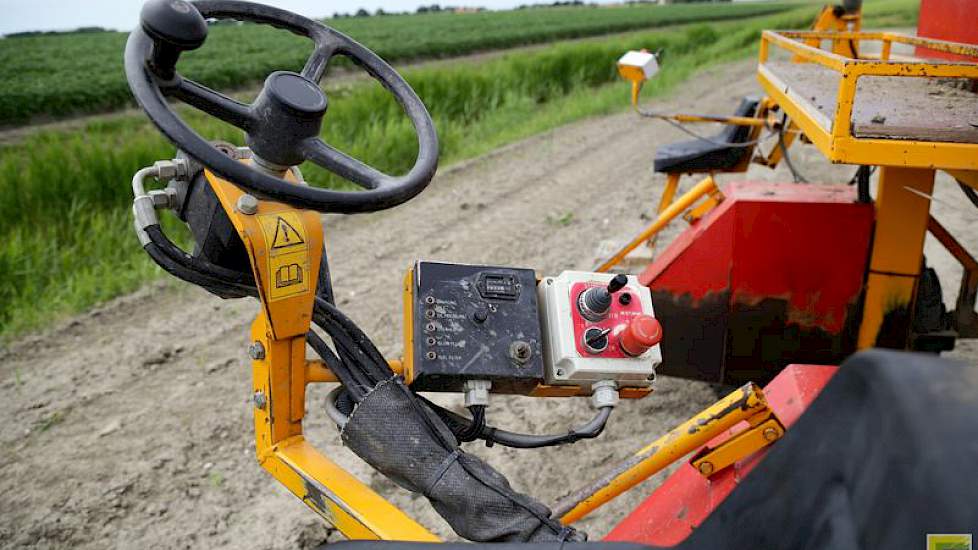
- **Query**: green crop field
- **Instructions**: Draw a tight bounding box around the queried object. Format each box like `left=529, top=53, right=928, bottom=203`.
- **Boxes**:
left=0, top=2, right=797, bottom=124
left=0, top=0, right=920, bottom=339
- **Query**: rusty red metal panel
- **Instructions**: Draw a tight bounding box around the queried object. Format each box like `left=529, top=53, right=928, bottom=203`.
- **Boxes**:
left=604, top=364, right=838, bottom=546
left=915, top=0, right=978, bottom=61
left=639, top=182, right=873, bottom=384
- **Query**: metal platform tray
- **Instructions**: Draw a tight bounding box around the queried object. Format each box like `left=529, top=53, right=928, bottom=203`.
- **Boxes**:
left=757, top=31, right=978, bottom=170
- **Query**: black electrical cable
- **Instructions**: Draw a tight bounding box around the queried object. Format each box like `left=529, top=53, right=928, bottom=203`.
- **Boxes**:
left=849, top=165, right=874, bottom=204
left=778, top=114, right=808, bottom=183
left=307, top=330, right=371, bottom=401
left=456, top=405, right=487, bottom=442
left=427, top=400, right=614, bottom=449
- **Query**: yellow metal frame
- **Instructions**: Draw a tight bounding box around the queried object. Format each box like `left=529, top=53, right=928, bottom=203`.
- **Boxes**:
left=758, top=30, right=978, bottom=171
left=554, top=383, right=784, bottom=524
left=204, top=169, right=439, bottom=541
left=758, top=30, right=978, bottom=348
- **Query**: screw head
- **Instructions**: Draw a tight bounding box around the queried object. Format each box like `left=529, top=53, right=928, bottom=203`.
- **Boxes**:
left=425, top=351, right=437, bottom=360
left=248, top=341, right=266, bottom=360
left=510, top=340, right=532, bottom=364
left=763, top=427, right=780, bottom=442
left=253, top=391, right=267, bottom=410
left=236, top=194, right=258, bottom=215
left=698, top=461, right=715, bottom=476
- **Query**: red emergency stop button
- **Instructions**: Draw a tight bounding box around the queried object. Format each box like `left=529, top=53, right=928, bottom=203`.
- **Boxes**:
left=619, top=315, right=662, bottom=357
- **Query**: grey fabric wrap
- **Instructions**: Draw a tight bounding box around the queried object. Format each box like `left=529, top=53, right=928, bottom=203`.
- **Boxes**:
left=341, top=377, right=580, bottom=543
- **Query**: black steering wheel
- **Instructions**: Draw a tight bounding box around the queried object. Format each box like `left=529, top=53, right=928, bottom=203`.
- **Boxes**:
left=125, top=0, right=439, bottom=213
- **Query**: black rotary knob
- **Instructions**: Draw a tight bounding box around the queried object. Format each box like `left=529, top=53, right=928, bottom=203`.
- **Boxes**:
left=140, top=0, right=208, bottom=78
left=578, top=274, right=629, bottom=321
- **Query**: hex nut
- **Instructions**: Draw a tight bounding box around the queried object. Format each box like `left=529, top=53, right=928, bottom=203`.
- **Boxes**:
left=236, top=194, right=259, bottom=215
left=509, top=340, right=532, bottom=364
left=763, top=427, right=780, bottom=442
left=698, top=461, right=715, bottom=476
left=248, top=341, right=266, bottom=360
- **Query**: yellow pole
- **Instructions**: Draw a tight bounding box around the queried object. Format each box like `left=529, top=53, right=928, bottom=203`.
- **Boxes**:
left=555, top=383, right=768, bottom=524
left=596, top=175, right=717, bottom=272
left=857, top=167, right=935, bottom=348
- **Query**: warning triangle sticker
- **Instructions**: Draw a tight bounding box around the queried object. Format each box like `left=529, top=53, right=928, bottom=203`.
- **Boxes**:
left=270, top=216, right=305, bottom=250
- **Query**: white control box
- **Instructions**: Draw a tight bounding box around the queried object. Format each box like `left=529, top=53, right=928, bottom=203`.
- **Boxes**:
left=537, top=271, right=661, bottom=391
left=617, top=50, right=660, bottom=81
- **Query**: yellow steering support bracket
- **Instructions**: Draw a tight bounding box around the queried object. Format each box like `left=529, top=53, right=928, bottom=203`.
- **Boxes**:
left=204, top=168, right=439, bottom=541
left=554, top=382, right=783, bottom=524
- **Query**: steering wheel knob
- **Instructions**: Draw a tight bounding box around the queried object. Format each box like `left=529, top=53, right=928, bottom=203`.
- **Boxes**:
left=140, top=0, right=208, bottom=78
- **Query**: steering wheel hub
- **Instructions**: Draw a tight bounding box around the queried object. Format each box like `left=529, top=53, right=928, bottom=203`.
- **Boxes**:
left=264, top=71, right=327, bottom=118
left=248, top=71, right=328, bottom=167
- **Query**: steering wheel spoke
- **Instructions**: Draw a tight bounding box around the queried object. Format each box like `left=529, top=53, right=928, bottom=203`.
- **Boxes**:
left=302, top=37, right=342, bottom=82
left=167, top=76, right=254, bottom=130
left=302, top=138, right=390, bottom=190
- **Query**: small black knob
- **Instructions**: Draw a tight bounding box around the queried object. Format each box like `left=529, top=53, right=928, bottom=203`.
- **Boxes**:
left=140, top=0, right=208, bottom=78
left=472, top=303, right=489, bottom=324
left=607, top=274, right=628, bottom=294
left=583, top=327, right=610, bottom=354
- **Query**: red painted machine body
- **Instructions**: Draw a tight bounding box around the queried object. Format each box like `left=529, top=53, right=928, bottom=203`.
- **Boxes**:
left=605, top=364, right=838, bottom=546
left=640, top=182, right=873, bottom=385
left=915, top=0, right=978, bottom=61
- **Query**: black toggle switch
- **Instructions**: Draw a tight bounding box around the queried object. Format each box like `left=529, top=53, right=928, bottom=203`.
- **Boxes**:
left=578, top=274, right=629, bottom=321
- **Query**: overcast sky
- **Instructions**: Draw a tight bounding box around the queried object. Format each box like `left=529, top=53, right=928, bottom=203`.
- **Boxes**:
left=0, top=0, right=573, bottom=35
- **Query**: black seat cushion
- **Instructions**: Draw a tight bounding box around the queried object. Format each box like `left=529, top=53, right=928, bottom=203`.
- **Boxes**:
left=653, top=97, right=760, bottom=174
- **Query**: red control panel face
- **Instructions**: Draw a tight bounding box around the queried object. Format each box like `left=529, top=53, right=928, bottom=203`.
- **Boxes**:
left=571, top=281, right=646, bottom=358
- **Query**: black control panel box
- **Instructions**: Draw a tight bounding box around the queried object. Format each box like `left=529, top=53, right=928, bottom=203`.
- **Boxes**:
left=409, top=261, right=544, bottom=394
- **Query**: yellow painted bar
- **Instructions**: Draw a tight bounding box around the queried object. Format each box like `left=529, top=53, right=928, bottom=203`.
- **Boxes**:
left=556, top=383, right=768, bottom=524
left=305, top=359, right=405, bottom=384
left=656, top=173, right=681, bottom=214
left=596, top=175, right=717, bottom=272
left=262, top=438, right=441, bottom=541
left=857, top=167, right=935, bottom=348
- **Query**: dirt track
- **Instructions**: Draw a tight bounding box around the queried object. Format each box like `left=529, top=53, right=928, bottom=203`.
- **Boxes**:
left=2, top=58, right=976, bottom=549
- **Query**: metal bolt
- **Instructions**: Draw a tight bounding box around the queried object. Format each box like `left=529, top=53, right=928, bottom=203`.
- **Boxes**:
left=763, top=427, right=780, bottom=442
left=236, top=194, right=258, bottom=215
left=425, top=296, right=436, bottom=305
left=253, top=391, right=267, bottom=410
left=426, top=337, right=436, bottom=346
left=425, top=309, right=436, bottom=319
left=425, top=351, right=437, bottom=360
left=510, top=341, right=532, bottom=364
left=248, top=341, right=266, bottom=360
left=698, top=461, right=715, bottom=476
left=425, top=322, right=436, bottom=332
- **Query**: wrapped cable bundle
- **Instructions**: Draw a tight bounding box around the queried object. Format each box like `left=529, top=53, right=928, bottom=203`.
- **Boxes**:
left=340, top=377, right=581, bottom=543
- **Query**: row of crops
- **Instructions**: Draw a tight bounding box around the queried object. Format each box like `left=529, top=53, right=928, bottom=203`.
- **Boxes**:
left=0, top=2, right=795, bottom=124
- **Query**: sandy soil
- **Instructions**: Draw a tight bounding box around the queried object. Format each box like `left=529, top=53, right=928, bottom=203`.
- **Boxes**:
left=1, top=58, right=976, bottom=549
